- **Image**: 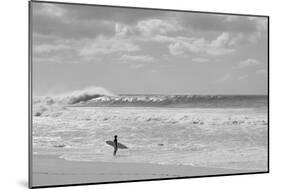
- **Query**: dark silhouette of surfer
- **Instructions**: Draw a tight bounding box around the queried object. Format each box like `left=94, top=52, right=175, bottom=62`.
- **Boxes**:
left=113, top=135, right=118, bottom=156
left=105, top=136, right=128, bottom=155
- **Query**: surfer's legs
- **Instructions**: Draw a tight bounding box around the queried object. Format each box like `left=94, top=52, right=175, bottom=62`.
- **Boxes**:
left=113, top=148, right=117, bottom=156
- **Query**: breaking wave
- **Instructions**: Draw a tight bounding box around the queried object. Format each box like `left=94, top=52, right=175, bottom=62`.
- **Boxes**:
left=75, top=94, right=267, bottom=109
left=57, top=87, right=115, bottom=104
left=33, top=86, right=115, bottom=116
left=33, top=86, right=267, bottom=117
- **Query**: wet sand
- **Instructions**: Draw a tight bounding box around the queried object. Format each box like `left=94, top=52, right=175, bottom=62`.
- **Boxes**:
left=32, top=154, right=254, bottom=187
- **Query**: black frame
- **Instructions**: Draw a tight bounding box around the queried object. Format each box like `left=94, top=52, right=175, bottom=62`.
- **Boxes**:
left=28, top=0, right=270, bottom=188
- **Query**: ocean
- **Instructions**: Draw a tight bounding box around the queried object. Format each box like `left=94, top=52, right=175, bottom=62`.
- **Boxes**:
left=33, top=92, right=268, bottom=171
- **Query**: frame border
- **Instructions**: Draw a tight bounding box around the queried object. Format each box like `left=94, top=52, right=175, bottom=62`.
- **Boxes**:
left=28, top=0, right=270, bottom=188
left=28, top=1, right=33, bottom=188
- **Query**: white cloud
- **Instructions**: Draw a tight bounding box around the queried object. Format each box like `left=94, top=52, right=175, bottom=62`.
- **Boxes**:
left=210, top=32, right=230, bottom=48
left=229, top=33, right=244, bottom=46
left=207, top=32, right=235, bottom=55
left=168, top=39, right=204, bottom=55
left=36, top=4, right=66, bottom=18
left=114, top=19, right=182, bottom=38
left=33, top=33, right=106, bottom=64
left=144, top=34, right=175, bottom=43
left=168, top=32, right=235, bottom=56
left=191, top=57, right=209, bottom=63
left=239, top=59, right=260, bottom=68
left=121, top=54, right=155, bottom=62
left=34, top=10, right=265, bottom=66
left=248, top=17, right=268, bottom=43
left=115, top=24, right=129, bottom=36
left=137, top=19, right=182, bottom=36
left=80, top=36, right=140, bottom=56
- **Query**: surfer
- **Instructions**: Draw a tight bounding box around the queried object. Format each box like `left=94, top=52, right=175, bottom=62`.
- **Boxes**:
left=113, top=135, right=118, bottom=156
left=105, top=136, right=128, bottom=155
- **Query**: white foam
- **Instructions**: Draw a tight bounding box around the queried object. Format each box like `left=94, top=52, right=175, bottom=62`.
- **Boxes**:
left=33, top=106, right=268, bottom=170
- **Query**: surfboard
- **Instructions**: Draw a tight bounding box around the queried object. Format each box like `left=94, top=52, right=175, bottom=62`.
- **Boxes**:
left=106, top=141, right=128, bottom=149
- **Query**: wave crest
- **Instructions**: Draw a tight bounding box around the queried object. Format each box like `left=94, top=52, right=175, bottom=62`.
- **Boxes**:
left=58, top=87, right=115, bottom=104
left=33, top=86, right=115, bottom=116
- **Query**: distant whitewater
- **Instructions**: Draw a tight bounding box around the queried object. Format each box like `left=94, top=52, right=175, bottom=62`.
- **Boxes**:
left=33, top=86, right=267, bottom=116
left=33, top=87, right=268, bottom=171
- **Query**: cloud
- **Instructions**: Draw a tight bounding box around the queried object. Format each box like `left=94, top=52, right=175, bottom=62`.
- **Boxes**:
left=47, top=2, right=165, bottom=24
left=114, top=18, right=182, bottom=39
left=192, top=57, right=209, bottom=63
left=34, top=3, right=66, bottom=18
left=32, top=2, right=267, bottom=68
left=34, top=2, right=266, bottom=36
left=32, top=2, right=169, bottom=40
left=248, top=17, right=267, bottom=32
left=239, top=59, right=260, bottom=68
left=207, top=32, right=236, bottom=55
left=136, top=19, right=182, bottom=35
left=210, top=32, right=230, bottom=48
left=33, top=3, right=116, bottom=39
left=247, top=17, right=268, bottom=43
left=114, top=24, right=237, bottom=58
left=206, top=48, right=235, bottom=56
left=170, top=13, right=267, bottom=45
left=33, top=30, right=142, bottom=64
left=121, top=54, right=155, bottom=62
left=32, top=33, right=85, bottom=64
left=33, top=2, right=267, bottom=44
left=79, top=36, right=140, bottom=56
left=168, top=32, right=235, bottom=56
left=174, top=12, right=261, bottom=33
left=228, top=33, right=244, bottom=46
left=75, top=18, right=184, bottom=58
left=169, top=39, right=203, bottom=55
left=33, top=33, right=104, bottom=64
left=33, top=15, right=116, bottom=39
left=115, top=23, right=131, bottom=37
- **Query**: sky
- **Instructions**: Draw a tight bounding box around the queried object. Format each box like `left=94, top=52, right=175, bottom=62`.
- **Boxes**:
left=32, top=2, right=268, bottom=95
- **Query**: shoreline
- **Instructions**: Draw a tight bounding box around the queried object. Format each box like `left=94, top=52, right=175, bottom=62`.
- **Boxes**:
left=32, top=154, right=256, bottom=187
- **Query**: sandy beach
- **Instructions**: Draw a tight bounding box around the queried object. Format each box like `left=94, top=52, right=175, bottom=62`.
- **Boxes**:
left=32, top=155, right=255, bottom=187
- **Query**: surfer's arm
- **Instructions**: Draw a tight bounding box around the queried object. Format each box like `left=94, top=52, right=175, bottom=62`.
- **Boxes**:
left=113, top=140, right=118, bottom=149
